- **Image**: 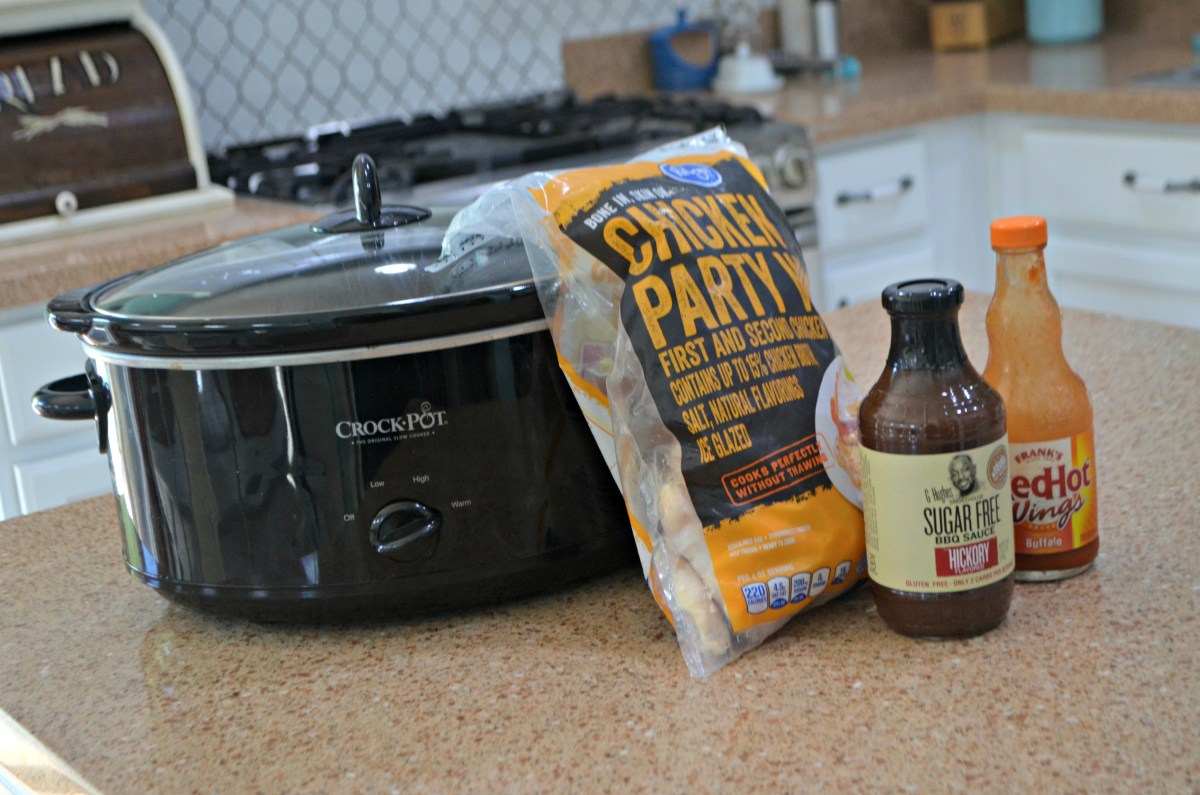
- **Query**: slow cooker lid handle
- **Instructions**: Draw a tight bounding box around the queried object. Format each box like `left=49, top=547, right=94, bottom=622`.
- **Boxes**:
left=311, top=154, right=431, bottom=234
left=352, top=152, right=383, bottom=227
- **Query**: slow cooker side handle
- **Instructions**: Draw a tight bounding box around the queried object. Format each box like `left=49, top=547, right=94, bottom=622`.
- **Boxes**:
left=31, top=360, right=111, bottom=454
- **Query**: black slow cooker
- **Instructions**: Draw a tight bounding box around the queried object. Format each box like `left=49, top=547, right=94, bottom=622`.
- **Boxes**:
left=34, top=156, right=632, bottom=621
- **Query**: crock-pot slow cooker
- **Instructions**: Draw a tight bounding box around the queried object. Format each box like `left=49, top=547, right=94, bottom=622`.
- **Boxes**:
left=34, top=156, right=632, bottom=621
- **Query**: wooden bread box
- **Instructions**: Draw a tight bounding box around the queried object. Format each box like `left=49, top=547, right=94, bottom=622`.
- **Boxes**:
left=0, top=0, right=230, bottom=244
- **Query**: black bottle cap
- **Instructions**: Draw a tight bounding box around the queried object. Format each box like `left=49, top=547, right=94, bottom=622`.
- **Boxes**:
left=881, top=278, right=964, bottom=315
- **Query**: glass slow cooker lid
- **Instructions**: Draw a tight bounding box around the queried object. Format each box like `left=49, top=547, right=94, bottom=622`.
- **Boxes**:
left=49, top=155, right=543, bottom=359
left=90, top=211, right=526, bottom=320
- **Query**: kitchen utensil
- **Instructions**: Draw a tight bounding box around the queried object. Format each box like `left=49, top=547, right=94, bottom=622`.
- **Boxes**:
left=779, top=0, right=814, bottom=59
left=648, top=9, right=719, bottom=90
left=813, top=0, right=840, bottom=61
left=712, top=40, right=784, bottom=94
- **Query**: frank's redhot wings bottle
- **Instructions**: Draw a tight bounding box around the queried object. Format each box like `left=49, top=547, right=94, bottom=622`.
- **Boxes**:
left=982, top=216, right=1099, bottom=581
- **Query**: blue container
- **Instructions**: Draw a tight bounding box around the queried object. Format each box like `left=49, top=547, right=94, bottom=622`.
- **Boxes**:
left=1026, top=0, right=1104, bottom=45
left=649, top=9, right=719, bottom=91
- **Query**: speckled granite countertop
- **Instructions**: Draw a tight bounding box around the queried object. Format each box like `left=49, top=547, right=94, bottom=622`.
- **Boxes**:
left=763, top=33, right=1200, bottom=145
left=2, top=294, right=1197, bottom=794
left=566, top=31, right=1200, bottom=146
left=0, top=198, right=320, bottom=313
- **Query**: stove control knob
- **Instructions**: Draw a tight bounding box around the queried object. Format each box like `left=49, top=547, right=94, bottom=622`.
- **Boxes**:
left=778, top=152, right=809, bottom=189
left=370, top=499, right=441, bottom=560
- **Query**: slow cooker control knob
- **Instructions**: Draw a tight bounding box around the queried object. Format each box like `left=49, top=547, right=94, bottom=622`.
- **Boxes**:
left=370, top=500, right=442, bottom=559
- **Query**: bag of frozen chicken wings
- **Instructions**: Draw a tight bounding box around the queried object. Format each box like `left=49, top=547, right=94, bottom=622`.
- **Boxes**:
left=447, top=130, right=866, bottom=678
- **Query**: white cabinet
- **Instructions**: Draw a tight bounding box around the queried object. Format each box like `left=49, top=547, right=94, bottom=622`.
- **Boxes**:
left=815, top=134, right=931, bottom=254
left=814, top=131, right=935, bottom=309
left=14, top=449, right=112, bottom=516
left=1041, top=237, right=1200, bottom=326
left=1022, top=128, right=1200, bottom=235
left=924, top=116, right=992, bottom=293
left=0, top=305, right=111, bottom=519
left=821, top=238, right=940, bottom=309
left=988, top=116, right=1200, bottom=328
left=813, top=117, right=990, bottom=309
left=815, top=115, right=1200, bottom=326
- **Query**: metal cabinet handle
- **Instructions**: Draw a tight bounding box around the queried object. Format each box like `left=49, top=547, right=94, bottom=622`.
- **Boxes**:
left=836, top=176, right=913, bottom=206
left=1123, top=170, right=1200, bottom=194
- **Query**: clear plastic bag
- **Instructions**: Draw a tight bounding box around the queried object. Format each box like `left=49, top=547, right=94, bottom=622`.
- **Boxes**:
left=441, top=130, right=866, bottom=678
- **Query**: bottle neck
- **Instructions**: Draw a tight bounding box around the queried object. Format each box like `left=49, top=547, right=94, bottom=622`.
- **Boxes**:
left=990, top=243, right=1063, bottom=347
left=886, top=311, right=968, bottom=371
left=994, top=245, right=1048, bottom=293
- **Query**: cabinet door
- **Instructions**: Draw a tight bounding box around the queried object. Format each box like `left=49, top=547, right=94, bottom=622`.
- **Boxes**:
left=1023, top=128, right=1200, bottom=237
left=15, top=448, right=112, bottom=514
left=1046, top=238, right=1200, bottom=328
left=989, top=116, right=1200, bottom=328
left=823, top=240, right=938, bottom=309
left=0, top=308, right=110, bottom=518
left=815, top=134, right=931, bottom=257
left=0, top=312, right=93, bottom=446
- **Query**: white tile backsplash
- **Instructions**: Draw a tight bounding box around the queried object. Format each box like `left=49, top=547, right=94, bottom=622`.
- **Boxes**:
left=141, top=0, right=771, bottom=149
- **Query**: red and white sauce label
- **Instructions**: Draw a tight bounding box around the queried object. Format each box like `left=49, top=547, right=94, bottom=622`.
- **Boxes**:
left=1010, top=431, right=1098, bottom=554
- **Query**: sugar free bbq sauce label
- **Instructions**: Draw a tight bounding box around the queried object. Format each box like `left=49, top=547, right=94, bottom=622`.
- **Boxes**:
left=862, top=441, right=1015, bottom=594
left=538, top=151, right=865, bottom=632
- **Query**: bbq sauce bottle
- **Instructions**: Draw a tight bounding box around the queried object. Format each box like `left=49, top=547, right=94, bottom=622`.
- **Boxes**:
left=859, top=279, right=1015, bottom=638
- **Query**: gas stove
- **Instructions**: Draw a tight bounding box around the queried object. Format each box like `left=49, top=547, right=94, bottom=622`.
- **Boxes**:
left=207, top=90, right=822, bottom=301
left=207, top=90, right=815, bottom=214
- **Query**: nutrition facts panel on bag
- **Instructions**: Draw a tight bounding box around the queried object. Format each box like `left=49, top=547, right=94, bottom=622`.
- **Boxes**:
left=738, top=556, right=861, bottom=614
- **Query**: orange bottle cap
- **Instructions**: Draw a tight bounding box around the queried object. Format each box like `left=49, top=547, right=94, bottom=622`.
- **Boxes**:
left=991, top=215, right=1047, bottom=249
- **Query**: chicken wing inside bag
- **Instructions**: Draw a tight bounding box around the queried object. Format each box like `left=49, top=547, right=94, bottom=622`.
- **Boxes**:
left=440, top=129, right=866, bottom=678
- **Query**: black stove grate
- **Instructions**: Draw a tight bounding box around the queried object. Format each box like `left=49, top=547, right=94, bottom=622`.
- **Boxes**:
left=208, top=91, right=765, bottom=206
